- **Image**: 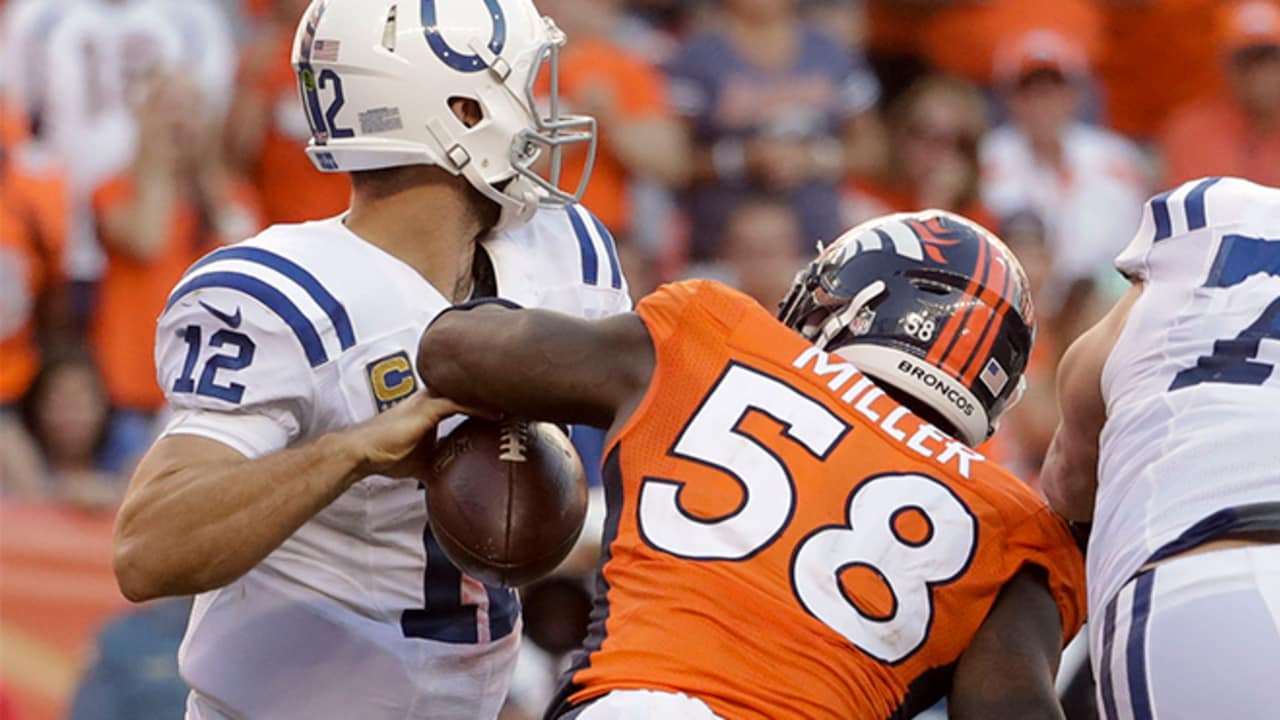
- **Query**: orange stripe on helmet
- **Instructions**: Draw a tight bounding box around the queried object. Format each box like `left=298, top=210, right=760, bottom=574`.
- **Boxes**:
left=927, top=234, right=988, bottom=368
left=960, top=248, right=1015, bottom=384
left=944, top=302, right=993, bottom=378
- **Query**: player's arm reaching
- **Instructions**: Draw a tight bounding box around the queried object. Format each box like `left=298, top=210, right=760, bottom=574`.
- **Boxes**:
left=114, top=287, right=466, bottom=603
left=419, top=301, right=654, bottom=434
left=114, top=394, right=462, bottom=602
left=947, top=570, right=1067, bottom=720
left=1039, top=283, right=1142, bottom=522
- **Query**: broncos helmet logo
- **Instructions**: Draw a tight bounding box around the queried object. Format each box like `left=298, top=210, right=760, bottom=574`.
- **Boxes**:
left=904, top=216, right=969, bottom=265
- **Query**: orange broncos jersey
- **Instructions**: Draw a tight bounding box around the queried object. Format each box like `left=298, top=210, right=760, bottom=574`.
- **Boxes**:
left=555, top=280, right=1085, bottom=719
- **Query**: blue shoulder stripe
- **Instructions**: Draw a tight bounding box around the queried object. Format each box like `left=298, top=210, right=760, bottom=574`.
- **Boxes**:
left=187, top=246, right=356, bottom=350
left=1183, top=177, right=1222, bottom=233
left=168, top=271, right=329, bottom=367
left=566, top=206, right=599, bottom=286
left=1150, top=189, right=1174, bottom=242
left=587, top=210, right=623, bottom=290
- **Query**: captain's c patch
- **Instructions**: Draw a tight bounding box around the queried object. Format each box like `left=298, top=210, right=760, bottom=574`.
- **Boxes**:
left=367, top=351, right=417, bottom=412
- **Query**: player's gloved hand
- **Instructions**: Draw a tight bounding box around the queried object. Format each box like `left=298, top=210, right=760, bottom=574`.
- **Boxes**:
left=338, top=393, right=468, bottom=478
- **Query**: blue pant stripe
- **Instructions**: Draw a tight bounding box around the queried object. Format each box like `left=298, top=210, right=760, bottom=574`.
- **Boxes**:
left=1099, top=590, right=1122, bottom=720
left=1126, top=571, right=1157, bottom=720
left=188, top=246, right=356, bottom=350
left=1151, top=191, right=1174, bottom=242
left=168, top=271, right=329, bottom=367
left=1184, top=177, right=1222, bottom=233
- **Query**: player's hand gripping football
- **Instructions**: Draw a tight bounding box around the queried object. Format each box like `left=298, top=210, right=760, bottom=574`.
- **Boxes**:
left=340, top=393, right=467, bottom=478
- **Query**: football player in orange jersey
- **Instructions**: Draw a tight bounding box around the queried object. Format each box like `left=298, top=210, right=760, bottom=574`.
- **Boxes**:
left=421, top=210, right=1086, bottom=720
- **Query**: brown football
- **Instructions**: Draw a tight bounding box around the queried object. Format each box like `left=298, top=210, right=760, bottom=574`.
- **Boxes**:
left=425, top=418, right=588, bottom=588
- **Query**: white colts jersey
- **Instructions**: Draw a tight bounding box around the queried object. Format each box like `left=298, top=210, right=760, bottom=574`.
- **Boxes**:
left=1092, top=177, right=1280, bottom=613
left=157, top=207, right=629, bottom=720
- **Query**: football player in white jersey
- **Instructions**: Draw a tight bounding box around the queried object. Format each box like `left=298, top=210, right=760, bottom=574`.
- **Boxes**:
left=1041, top=176, right=1280, bottom=719
left=112, top=1, right=629, bottom=718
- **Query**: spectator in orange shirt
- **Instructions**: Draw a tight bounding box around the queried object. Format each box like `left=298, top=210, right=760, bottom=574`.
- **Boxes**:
left=92, top=74, right=263, bottom=471
left=863, top=0, right=944, bottom=105
left=1159, top=0, right=1280, bottom=188
left=842, top=75, right=992, bottom=230
left=535, top=0, right=690, bottom=239
left=1097, top=0, right=1221, bottom=139
left=924, top=0, right=1103, bottom=86
left=865, top=0, right=1103, bottom=88
left=0, top=102, right=69, bottom=405
left=225, top=0, right=350, bottom=225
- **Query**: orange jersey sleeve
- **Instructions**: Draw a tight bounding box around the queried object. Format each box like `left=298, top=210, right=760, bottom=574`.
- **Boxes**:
left=0, top=201, right=42, bottom=404
left=558, top=280, right=1085, bottom=719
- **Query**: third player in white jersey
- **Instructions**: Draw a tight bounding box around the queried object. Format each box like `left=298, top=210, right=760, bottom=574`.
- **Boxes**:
left=1089, top=177, right=1280, bottom=611
left=1042, top=176, right=1280, bottom=720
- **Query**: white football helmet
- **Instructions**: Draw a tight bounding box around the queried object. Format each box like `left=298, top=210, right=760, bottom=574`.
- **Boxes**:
left=292, top=0, right=597, bottom=229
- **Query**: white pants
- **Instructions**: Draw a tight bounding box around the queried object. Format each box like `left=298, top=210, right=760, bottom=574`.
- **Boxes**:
left=1092, top=545, right=1280, bottom=720
left=571, top=690, right=724, bottom=719
left=180, top=571, right=519, bottom=720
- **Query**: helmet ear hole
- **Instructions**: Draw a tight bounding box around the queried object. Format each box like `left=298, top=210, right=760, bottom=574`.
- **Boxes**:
left=448, top=96, right=485, bottom=128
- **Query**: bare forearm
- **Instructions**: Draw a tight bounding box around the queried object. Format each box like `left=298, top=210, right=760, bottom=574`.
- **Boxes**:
left=114, top=432, right=365, bottom=601
left=104, top=174, right=177, bottom=260
left=224, top=94, right=270, bottom=175
left=949, top=572, right=1065, bottom=720
left=421, top=307, right=651, bottom=428
left=425, top=313, right=614, bottom=426
left=951, top=690, right=1064, bottom=720
left=1039, top=431, right=1097, bottom=522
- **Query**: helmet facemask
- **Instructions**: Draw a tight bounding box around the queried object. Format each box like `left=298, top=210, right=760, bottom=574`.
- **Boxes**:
left=509, top=21, right=598, bottom=209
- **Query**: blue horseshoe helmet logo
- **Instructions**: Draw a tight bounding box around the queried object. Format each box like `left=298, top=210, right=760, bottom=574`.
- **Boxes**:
left=421, top=0, right=507, bottom=73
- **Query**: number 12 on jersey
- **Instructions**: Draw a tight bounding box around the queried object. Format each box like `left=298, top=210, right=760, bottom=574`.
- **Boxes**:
left=173, top=325, right=257, bottom=404
left=637, top=363, right=977, bottom=664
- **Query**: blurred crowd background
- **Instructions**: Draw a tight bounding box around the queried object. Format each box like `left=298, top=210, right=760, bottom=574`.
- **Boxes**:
left=1, top=0, right=1279, bottom=718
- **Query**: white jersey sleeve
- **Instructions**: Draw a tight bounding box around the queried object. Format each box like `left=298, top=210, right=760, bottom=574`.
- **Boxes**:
left=155, top=281, right=317, bottom=459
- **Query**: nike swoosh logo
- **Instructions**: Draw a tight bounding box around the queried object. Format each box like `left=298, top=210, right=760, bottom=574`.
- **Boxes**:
left=200, top=301, right=242, bottom=328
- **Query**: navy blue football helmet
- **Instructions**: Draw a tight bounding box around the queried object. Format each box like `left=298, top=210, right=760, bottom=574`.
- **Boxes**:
left=778, top=210, right=1035, bottom=446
